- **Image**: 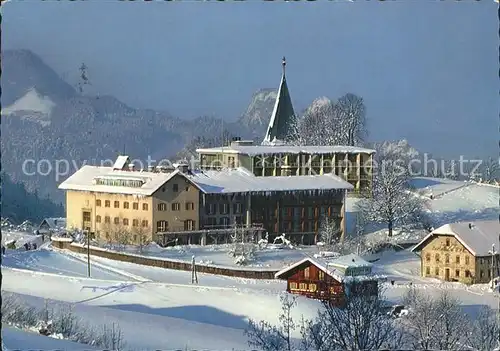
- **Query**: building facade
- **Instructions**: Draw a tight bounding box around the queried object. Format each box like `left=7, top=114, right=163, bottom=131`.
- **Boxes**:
left=412, top=220, right=500, bottom=284
left=196, top=58, right=375, bottom=195
left=274, top=254, right=379, bottom=306
left=59, top=155, right=353, bottom=246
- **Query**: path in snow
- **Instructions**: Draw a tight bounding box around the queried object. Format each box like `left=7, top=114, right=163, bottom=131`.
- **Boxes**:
left=1, top=249, right=134, bottom=281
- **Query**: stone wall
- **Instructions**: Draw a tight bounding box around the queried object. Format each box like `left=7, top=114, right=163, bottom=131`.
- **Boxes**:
left=53, top=238, right=279, bottom=280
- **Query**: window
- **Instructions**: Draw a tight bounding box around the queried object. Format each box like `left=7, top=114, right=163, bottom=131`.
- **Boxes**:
left=157, top=220, right=168, bottom=232
left=308, top=283, right=317, bottom=293
left=219, top=203, right=228, bottom=214
left=96, top=215, right=101, bottom=223
left=445, top=254, right=449, bottom=264
left=207, top=204, right=216, bottom=215
left=465, top=270, right=471, bottom=278
left=233, top=203, right=242, bottom=214
left=172, top=203, right=180, bottom=211
left=83, top=212, right=91, bottom=222
left=455, top=269, right=460, bottom=277
left=435, top=267, right=439, bottom=276
left=465, top=256, right=470, bottom=265
left=96, top=199, right=101, bottom=207
left=142, top=203, right=148, bottom=211
left=435, top=254, right=440, bottom=263
left=319, top=270, right=324, bottom=280
left=123, top=202, right=129, bottom=209
left=185, top=202, right=194, bottom=211
left=162, top=186, right=166, bottom=192
left=480, top=270, right=484, bottom=278
left=304, top=267, right=310, bottom=279
left=426, top=267, right=430, bottom=275
left=425, top=253, right=431, bottom=262
left=105, top=200, right=110, bottom=208
left=133, top=202, right=139, bottom=210
left=158, top=203, right=167, bottom=211
left=105, top=216, right=110, bottom=224
left=299, top=283, right=307, bottom=291
left=446, top=238, right=450, bottom=246
left=480, top=258, right=484, bottom=265
left=185, top=186, right=189, bottom=192
left=219, top=217, right=230, bottom=226
left=173, top=184, right=179, bottom=192
left=142, top=220, right=149, bottom=228
left=456, top=255, right=460, bottom=264
left=133, top=234, right=137, bottom=242
left=184, top=220, right=195, bottom=231
left=290, top=282, right=298, bottom=290
left=123, top=218, right=129, bottom=226
left=132, top=219, right=139, bottom=227
left=114, top=217, right=120, bottom=224
left=114, top=201, right=120, bottom=208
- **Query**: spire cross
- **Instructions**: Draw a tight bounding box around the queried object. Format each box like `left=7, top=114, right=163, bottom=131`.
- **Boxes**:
left=282, top=56, right=286, bottom=76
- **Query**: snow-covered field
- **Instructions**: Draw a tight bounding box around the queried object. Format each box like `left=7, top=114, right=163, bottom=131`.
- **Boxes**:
left=2, top=176, right=498, bottom=349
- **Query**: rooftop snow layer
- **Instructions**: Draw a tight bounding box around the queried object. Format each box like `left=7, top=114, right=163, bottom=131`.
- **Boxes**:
left=196, top=144, right=376, bottom=156
left=412, top=220, right=500, bottom=256
left=58, top=165, right=180, bottom=196
left=186, top=167, right=353, bottom=193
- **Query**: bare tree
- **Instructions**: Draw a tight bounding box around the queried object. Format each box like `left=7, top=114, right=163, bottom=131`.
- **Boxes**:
left=467, top=305, right=500, bottom=351
left=356, top=142, right=426, bottom=237
left=301, top=284, right=403, bottom=351
left=228, top=224, right=255, bottom=265
left=132, top=223, right=151, bottom=254
left=479, top=156, right=500, bottom=183
left=402, top=289, right=470, bottom=350
left=335, top=93, right=367, bottom=146
left=318, top=217, right=341, bottom=250
left=245, top=293, right=299, bottom=351
left=112, top=223, right=131, bottom=251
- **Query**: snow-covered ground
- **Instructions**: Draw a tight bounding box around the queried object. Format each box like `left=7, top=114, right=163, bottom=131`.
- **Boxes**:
left=1, top=230, right=43, bottom=248
left=101, top=242, right=318, bottom=269
left=3, top=176, right=497, bottom=349
left=2, top=325, right=98, bottom=351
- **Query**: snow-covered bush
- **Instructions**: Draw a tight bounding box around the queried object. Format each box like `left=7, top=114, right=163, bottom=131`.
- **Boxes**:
left=1, top=294, right=126, bottom=350
left=272, top=233, right=294, bottom=249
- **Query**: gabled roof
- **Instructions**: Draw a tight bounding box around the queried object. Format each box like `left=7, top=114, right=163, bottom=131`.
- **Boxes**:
left=275, top=254, right=376, bottom=283
left=58, top=165, right=181, bottom=196
left=262, top=57, right=296, bottom=145
left=39, top=217, right=66, bottom=229
left=411, top=220, right=500, bottom=256
left=113, top=155, right=130, bottom=170
left=185, top=167, right=353, bottom=194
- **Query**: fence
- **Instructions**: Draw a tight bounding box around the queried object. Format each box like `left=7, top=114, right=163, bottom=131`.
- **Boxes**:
left=51, top=237, right=279, bottom=280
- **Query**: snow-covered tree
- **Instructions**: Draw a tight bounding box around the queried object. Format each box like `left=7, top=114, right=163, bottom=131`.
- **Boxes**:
left=317, top=217, right=341, bottom=250
left=479, top=156, right=500, bottom=183
left=228, top=225, right=256, bottom=265
left=245, top=293, right=299, bottom=351
left=289, top=94, right=367, bottom=147
left=467, top=305, right=500, bottom=351
left=356, top=143, right=426, bottom=237
left=401, top=289, right=469, bottom=351
left=132, top=223, right=150, bottom=254
left=302, top=285, right=403, bottom=351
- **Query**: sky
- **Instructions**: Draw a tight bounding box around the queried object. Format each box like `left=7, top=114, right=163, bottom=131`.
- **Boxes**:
left=2, top=1, right=497, bottom=159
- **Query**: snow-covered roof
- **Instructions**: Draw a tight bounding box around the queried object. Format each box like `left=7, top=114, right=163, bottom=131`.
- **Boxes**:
left=327, top=253, right=373, bottom=269
left=58, top=165, right=181, bottom=196
left=196, top=144, right=376, bottom=156
left=185, top=167, right=353, bottom=194
left=275, top=254, right=377, bottom=283
left=39, top=217, right=66, bottom=229
left=411, top=220, right=500, bottom=256
left=113, top=155, right=130, bottom=170
left=263, top=58, right=296, bottom=145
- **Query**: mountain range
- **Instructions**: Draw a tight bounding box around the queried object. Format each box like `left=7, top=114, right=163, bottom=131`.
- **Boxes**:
left=0, top=49, right=288, bottom=207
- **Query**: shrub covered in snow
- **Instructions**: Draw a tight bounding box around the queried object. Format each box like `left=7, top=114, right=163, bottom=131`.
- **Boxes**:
left=1, top=293, right=126, bottom=350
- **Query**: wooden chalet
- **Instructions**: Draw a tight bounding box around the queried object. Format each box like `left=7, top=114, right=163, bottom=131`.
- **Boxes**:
left=275, top=254, right=381, bottom=306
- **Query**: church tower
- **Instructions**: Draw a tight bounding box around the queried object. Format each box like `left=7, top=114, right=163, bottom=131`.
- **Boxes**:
left=262, top=57, right=296, bottom=145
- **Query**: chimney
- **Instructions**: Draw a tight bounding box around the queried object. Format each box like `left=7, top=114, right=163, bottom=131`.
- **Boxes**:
left=128, top=163, right=135, bottom=171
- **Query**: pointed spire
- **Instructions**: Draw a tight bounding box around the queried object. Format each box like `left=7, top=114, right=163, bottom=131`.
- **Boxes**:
left=262, top=57, right=296, bottom=145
